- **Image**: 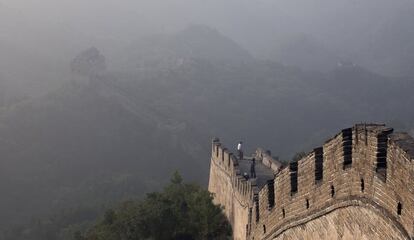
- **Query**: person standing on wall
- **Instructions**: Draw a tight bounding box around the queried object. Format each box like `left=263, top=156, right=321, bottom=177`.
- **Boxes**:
left=250, top=158, right=256, bottom=178
left=237, top=141, right=243, bottom=160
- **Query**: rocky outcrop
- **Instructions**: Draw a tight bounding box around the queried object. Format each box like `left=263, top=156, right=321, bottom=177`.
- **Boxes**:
left=70, top=47, right=106, bottom=77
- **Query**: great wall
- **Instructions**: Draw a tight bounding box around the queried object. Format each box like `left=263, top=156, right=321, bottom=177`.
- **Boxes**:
left=208, top=124, right=414, bottom=240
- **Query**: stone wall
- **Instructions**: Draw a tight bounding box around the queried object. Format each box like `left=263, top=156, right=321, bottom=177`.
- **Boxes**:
left=208, top=138, right=256, bottom=240
left=208, top=124, right=414, bottom=240
left=273, top=206, right=408, bottom=240
left=208, top=138, right=281, bottom=239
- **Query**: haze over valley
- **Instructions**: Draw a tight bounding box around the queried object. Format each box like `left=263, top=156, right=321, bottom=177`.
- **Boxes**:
left=0, top=1, right=413, bottom=239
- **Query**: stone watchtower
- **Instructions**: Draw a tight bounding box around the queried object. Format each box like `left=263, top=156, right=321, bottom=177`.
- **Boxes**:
left=208, top=124, right=414, bottom=240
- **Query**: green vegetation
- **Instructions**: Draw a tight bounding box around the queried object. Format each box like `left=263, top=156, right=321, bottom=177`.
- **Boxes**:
left=83, top=172, right=231, bottom=240
left=292, top=151, right=307, bottom=162
left=1, top=25, right=414, bottom=240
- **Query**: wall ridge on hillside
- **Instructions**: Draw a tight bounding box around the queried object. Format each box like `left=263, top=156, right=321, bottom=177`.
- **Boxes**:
left=210, top=138, right=280, bottom=206
left=209, top=123, right=414, bottom=240
left=209, top=152, right=251, bottom=208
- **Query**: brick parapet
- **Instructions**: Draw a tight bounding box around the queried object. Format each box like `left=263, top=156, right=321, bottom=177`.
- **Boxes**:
left=209, top=124, right=414, bottom=240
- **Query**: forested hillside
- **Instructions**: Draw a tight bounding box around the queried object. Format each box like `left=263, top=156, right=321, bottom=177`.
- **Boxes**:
left=1, top=25, right=413, bottom=240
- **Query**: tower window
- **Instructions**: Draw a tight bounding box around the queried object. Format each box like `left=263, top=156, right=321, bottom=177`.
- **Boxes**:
left=314, top=147, right=323, bottom=183
left=290, top=161, right=298, bottom=195
left=342, top=128, right=352, bottom=169
left=361, top=178, right=365, bottom=192
left=397, top=202, right=402, bottom=215
left=376, top=130, right=393, bottom=182
left=222, top=149, right=225, bottom=162
left=267, top=180, right=275, bottom=209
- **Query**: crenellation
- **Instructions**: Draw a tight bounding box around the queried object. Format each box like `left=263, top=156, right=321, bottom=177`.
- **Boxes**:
left=209, top=124, right=414, bottom=240
left=255, top=148, right=282, bottom=173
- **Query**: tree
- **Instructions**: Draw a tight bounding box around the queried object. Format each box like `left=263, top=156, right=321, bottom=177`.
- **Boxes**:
left=84, top=173, right=231, bottom=240
left=292, top=151, right=307, bottom=162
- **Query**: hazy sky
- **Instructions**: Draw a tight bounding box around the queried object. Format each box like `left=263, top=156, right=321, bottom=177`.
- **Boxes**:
left=1, top=0, right=413, bottom=96
left=1, top=0, right=412, bottom=54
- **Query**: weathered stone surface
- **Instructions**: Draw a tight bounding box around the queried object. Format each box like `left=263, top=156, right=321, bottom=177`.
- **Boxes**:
left=274, top=206, right=407, bottom=240
left=208, top=124, right=414, bottom=240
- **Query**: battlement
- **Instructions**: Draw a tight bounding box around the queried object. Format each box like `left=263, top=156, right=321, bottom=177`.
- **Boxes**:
left=209, top=138, right=281, bottom=239
left=208, top=124, right=414, bottom=240
left=210, top=139, right=268, bottom=204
